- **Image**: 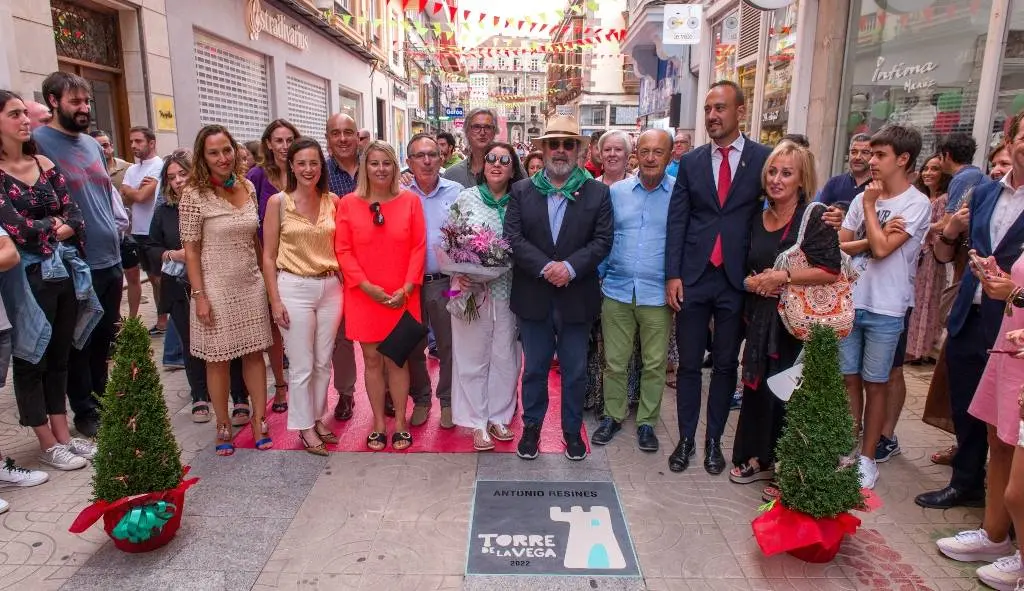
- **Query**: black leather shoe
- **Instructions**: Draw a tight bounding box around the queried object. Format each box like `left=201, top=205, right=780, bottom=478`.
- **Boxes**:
left=704, top=439, right=726, bottom=475
left=334, top=394, right=354, bottom=421
left=637, top=425, right=659, bottom=452
left=915, top=486, right=985, bottom=509
left=75, top=415, right=99, bottom=438
left=668, top=437, right=696, bottom=472
left=591, top=418, right=621, bottom=445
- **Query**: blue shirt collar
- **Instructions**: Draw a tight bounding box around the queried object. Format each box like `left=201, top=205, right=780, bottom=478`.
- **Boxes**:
left=628, top=173, right=673, bottom=193
left=408, top=175, right=457, bottom=199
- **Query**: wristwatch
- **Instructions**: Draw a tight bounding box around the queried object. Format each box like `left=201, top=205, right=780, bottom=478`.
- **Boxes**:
left=939, top=232, right=959, bottom=246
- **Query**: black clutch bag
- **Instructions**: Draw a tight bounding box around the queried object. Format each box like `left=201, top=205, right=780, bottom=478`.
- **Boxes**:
left=377, top=310, right=428, bottom=367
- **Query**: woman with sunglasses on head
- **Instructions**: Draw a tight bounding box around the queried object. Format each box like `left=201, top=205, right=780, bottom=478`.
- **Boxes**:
left=246, top=118, right=299, bottom=418
left=180, top=125, right=274, bottom=456
left=335, top=140, right=426, bottom=451
left=450, top=142, right=525, bottom=450
left=262, top=138, right=342, bottom=456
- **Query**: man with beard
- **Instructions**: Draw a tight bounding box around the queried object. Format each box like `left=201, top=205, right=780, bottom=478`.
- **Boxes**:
left=818, top=133, right=872, bottom=210
left=504, top=115, right=613, bottom=461
left=437, top=131, right=462, bottom=169
left=120, top=126, right=164, bottom=333
left=664, top=80, right=771, bottom=475
left=33, top=72, right=122, bottom=437
left=324, top=113, right=360, bottom=421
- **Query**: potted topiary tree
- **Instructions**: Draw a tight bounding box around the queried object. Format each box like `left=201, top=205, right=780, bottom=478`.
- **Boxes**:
left=69, top=317, right=198, bottom=552
left=751, top=324, right=874, bottom=563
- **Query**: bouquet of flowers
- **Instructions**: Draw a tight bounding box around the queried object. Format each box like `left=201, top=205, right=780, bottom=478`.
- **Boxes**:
left=437, top=204, right=512, bottom=322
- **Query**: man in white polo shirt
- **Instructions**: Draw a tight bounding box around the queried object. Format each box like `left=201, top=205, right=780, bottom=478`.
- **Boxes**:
left=120, top=126, right=164, bottom=333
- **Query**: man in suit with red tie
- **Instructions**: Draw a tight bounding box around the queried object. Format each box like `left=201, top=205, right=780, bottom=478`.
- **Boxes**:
left=665, top=81, right=772, bottom=474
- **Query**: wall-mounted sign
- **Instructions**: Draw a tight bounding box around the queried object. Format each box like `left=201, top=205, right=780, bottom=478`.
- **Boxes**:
left=555, top=105, right=574, bottom=117
left=153, top=95, right=176, bottom=132
left=871, top=56, right=938, bottom=93
left=394, top=84, right=408, bottom=101
left=445, top=106, right=464, bottom=118
left=245, top=0, right=310, bottom=51
left=664, top=5, right=702, bottom=46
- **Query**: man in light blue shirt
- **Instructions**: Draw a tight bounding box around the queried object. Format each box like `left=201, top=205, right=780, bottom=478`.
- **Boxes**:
left=403, top=133, right=461, bottom=429
left=591, top=129, right=675, bottom=452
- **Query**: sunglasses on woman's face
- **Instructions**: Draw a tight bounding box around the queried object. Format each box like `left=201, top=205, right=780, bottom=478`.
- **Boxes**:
left=485, top=153, right=512, bottom=167
left=370, top=202, right=385, bottom=226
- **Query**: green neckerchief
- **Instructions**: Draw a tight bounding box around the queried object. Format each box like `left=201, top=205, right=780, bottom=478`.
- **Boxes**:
left=478, top=184, right=510, bottom=225
left=530, top=166, right=592, bottom=201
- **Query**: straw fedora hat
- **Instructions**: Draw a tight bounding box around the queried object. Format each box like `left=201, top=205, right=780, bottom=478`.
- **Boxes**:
left=535, top=115, right=585, bottom=141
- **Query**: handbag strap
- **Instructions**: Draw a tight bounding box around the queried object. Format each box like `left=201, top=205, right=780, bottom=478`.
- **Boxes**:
left=774, top=203, right=823, bottom=270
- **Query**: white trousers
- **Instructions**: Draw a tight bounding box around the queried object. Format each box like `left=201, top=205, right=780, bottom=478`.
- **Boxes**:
left=451, top=295, right=521, bottom=430
left=278, top=272, right=343, bottom=431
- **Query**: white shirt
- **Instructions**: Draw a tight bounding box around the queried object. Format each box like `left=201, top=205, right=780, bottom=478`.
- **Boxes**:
left=0, top=227, right=10, bottom=331
left=122, top=156, right=163, bottom=236
left=710, top=134, right=745, bottom=190
left=842, top=185, right=932, bottom=317
left=973, top=173, right=1024, bottom=303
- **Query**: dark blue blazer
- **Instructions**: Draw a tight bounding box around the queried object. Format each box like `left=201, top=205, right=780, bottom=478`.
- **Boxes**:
left=948, top=179, right=1024, bottom=344
left=665, top=136, right=772, bottom=291
left=504, top=176, right=613, bottom=324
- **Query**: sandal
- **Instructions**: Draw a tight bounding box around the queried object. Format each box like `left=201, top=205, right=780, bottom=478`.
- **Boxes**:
left=314, top=423, right=338, bottom=445
left=253, top=418, right=273, bottom=450
left=215, top=423, right=234, bottom=456
left=761, top=482, right=781, bottom=503
left=301, top=431, right=328, bottom=456
left=231, top=403, right=251, bottom=427
left=366, top=431, right=387, bottom=451
left=931, top=444, right=957, bottom=465
left=191, top=402, right=211, bottom=423
left=392, top=431, right=413, bottom=451
left=729, top=462, right=775, bottom=485
left=272, top=384, right=288, bottom=413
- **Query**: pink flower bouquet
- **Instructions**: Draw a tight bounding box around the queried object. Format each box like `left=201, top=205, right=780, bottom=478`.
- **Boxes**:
left=437, top=204, right=512, bottom=322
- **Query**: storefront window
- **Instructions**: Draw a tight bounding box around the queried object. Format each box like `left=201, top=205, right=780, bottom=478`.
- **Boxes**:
left=838, top=0, right=993, bottom=171
left=712, top=12, right=739, bottom=83
left=759, top=1, right=798, bottom=145
left=991, top=10, right=1024, bottom=149
left=738, top=64, right=756, bottom=135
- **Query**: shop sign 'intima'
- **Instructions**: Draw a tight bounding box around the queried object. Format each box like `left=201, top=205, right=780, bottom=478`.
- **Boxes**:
left=245, top=0, right=310, bottom=51
left=871, top=56, right=937, bottom=92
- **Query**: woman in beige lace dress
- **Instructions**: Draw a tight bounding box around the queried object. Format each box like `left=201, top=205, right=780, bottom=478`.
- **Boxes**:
left=181, top=124, right=273, bottom=456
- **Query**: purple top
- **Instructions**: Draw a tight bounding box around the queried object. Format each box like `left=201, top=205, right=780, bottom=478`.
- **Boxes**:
left=245, top=166, right=281, bottom=240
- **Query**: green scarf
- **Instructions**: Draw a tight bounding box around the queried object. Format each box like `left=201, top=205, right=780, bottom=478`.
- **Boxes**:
left=478, top=184, right=510, bottom=224
left=530, top=166, right=592, bottom=201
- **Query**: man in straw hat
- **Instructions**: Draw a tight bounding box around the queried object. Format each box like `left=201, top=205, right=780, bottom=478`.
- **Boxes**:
left=504, top=115, right=613, bottom=462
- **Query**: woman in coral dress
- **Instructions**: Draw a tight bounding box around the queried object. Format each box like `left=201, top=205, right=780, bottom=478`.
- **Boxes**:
left=335, top=140, right=426, bottom=451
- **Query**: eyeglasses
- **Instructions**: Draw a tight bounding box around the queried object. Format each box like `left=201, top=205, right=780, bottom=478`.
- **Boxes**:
left=358, top=135, right=370, bottom=141
left=469, top=124, right=494, bottom=133
left=409, top=151, right=440, bottom=160
left=370, top=202, right=385, bottom=226
left=485, top=153, right=512, bottom=167
left=546, top=139, right=577, bottom=150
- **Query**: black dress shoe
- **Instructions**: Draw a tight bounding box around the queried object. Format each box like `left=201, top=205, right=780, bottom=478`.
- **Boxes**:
left=75, top=415, right=99, bottom=438
left=334, top=394, right=354, bottom=421
left=591, top=417, right=621, bottom=445
left=637, top=425, right=659, bottom=452
left=704, top=439, right=726, bottom=475
left=915, top=486, right=985, bottom=509
left=668, top=437, right=696, bottom=472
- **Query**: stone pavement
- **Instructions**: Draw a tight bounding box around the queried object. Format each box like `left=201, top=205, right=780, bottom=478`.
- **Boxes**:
left=0, top=297, right=983, bottom=590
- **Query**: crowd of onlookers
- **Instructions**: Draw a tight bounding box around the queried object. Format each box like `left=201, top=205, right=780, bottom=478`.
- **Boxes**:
left=3, top=69, right=1024, bottom=590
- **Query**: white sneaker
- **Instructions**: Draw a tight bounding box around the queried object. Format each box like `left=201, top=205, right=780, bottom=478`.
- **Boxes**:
left=0, top=458, right=49, bottom=487
left=977, top=551, right=1024, bottom=591
left=0, top=497, right=8, bottom=514
left=937, top=529, right=1014, bottom=563
left=39, top=444, right=87, bottom=471
left=66, top=438, right=97, bottom=460
left=858, top=455, right=878, bottom=489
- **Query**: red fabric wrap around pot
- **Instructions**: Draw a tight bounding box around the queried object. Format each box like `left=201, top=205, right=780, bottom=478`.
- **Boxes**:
left=70, top=467, right=199, bottom=553
left=751, top=503, right=861, bottom=563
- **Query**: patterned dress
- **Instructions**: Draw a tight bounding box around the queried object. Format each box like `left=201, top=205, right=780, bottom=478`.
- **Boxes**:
left=905, top=193, right=948, bottom=361
left=178, top=180, right=272, bottom=362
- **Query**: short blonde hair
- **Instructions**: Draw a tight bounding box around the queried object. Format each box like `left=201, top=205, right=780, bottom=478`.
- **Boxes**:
left=354, top=140, right=401, bottom=197
left=761, top=140, right=818, bottom=203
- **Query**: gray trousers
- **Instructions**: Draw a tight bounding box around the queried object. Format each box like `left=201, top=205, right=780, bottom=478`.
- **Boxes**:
left=408, top=277, right=453, bottom=407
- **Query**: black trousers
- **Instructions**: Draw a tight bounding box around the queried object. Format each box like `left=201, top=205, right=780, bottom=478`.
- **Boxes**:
left=947, top=306, right=990, bottom=493
left=67, top=264, right=122, bottom=421
left=13, top=266, right=77, bottom=427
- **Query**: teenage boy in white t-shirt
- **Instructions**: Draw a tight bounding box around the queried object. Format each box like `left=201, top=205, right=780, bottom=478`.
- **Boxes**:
left=839, top=125, right=931, bottom=490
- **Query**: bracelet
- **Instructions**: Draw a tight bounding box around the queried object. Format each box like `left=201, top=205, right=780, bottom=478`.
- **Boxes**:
left=190, top=289, right=203, bottom=297
left=939, top=233, right=959, bottom=246
left=1013, top=286, right=1024, bottom=309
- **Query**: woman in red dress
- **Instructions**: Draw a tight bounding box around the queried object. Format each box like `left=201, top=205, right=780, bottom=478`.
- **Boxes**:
left=335, top=141, right=426, bottom=451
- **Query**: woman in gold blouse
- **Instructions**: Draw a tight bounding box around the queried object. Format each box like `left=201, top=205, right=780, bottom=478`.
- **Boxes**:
left=262, top=137, right=342, bottom=455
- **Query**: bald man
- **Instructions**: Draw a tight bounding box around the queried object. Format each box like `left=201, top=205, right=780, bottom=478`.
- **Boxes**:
left=357, top=128, right=372, bottom=152
left=326, top=113, right=360, bottom=420
left=26, top=101, right=52, bottom=129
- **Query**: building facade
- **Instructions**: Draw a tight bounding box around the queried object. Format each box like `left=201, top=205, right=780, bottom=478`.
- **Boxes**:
left=466, top=39, right=547, bottom=145
left=547, top=0, right=640, bottom=140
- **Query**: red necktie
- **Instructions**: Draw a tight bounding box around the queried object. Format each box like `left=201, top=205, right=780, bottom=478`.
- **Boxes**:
left=709, top=146, right=732, bottom=267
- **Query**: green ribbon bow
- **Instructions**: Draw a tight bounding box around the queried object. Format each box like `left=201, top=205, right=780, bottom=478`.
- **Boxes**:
left=530, top=166, right=592, bottom=201
left=112, top=501, right=176, bottom=544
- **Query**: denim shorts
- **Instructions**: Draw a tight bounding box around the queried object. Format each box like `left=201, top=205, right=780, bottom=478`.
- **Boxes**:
left=839, top=309, right=905, bottom=383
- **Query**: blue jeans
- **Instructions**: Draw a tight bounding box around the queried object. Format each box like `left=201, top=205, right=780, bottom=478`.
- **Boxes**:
left=839, top=309, right=905, bottom=383
left=519, top=307, right=590, bottom=434
left=163, top=321, right=184, bottom=366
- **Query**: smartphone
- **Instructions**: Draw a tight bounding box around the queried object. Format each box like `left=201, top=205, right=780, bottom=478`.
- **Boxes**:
left=970, top=252, right=1003, bottom=278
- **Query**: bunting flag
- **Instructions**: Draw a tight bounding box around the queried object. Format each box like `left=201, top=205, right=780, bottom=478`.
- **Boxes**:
left=388, top=2, right=626, bottom=38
